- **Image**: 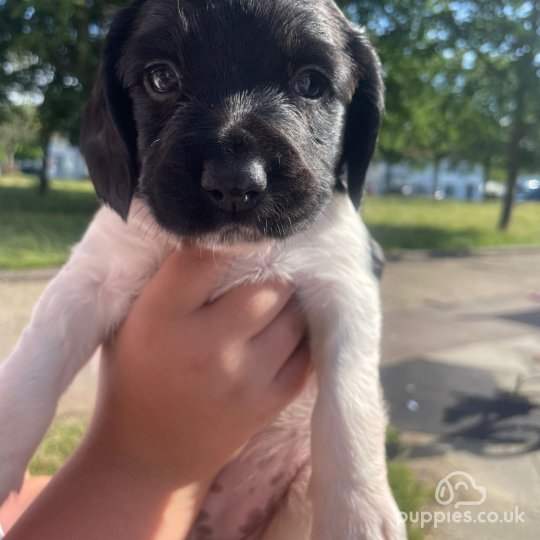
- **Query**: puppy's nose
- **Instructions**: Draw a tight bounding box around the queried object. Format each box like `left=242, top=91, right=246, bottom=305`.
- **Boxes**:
left=201, top=159, right=267, bottom=212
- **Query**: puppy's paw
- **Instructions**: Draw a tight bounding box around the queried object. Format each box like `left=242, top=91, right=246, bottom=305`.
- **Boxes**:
left=311, top=488, right=406, bottom=540
left=358, top=494, right=407, bottom=540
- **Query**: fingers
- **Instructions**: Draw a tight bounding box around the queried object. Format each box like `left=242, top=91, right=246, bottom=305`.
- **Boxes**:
left=247, top=298, right=307, bottom=380
left=138, top=246, right=228, bottom=315
left=270, top=339, right=312, bottom=406
left=204, top=280, right=295, bottom=339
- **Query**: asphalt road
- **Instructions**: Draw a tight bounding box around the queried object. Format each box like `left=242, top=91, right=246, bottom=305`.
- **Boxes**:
left=379, top=248, right=540, bottom=539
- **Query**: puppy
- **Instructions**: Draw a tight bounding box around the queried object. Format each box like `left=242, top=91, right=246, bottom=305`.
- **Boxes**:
left=0, top=0, right=405, bottom=538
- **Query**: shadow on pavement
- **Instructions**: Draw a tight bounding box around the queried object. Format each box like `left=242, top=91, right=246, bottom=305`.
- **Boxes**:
left=497, top=308, right=540, bottom=329
left=381, top=359, right=540, bottom=459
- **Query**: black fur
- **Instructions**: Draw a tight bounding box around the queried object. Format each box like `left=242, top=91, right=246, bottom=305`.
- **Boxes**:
left=80, top=0, right=383, bottom=240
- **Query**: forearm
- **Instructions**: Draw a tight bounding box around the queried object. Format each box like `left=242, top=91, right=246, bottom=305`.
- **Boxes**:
left=6, top=436, right=209, bottom=540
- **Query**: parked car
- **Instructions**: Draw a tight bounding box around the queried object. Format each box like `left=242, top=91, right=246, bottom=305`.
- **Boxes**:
left=484, top=181, right=505, bottom=200
left=522, top=188, right=540, bottom=201
left=18, top=159, right=42, bottom=175
left=516, top=179, right=540, bottom=201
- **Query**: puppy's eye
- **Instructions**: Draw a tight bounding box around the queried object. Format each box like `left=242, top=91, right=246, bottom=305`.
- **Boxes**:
left=145, top=65, right=180, bottom=94
left=293, top=70, right=328, bottom=100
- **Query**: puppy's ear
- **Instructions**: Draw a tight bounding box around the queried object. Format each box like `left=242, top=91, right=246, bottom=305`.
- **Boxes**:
left=340, top=25, right=384, bottom=209
left=80, top=5, right=140, bottom=220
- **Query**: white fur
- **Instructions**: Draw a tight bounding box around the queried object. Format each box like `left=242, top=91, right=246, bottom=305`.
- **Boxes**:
left=0, top=194, right=405, bottom=539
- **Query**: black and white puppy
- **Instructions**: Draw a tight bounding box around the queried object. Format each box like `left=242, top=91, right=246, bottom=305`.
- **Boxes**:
left=0, top=0, right=405, bottom=538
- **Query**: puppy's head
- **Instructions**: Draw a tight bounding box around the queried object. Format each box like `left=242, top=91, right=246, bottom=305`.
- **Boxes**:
left=81, top=0, right=383, bottom=244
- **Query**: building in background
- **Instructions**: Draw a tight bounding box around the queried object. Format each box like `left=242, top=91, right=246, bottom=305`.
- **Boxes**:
left=16, top=136, right=88, bottom=179
left=366, top=160, right=485, bottom=200
left=367, top=161, right=540, bottom=201
left=47, top=136, right=88, bottom=179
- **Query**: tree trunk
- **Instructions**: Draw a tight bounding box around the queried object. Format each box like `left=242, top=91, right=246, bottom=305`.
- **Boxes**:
left=38, top=135, right=50, bottom=195
left=499, top=162, right=519, bottom=230
left=4, top=151, right=16, bottom=173
left=499, top=59, right=528, bottom=230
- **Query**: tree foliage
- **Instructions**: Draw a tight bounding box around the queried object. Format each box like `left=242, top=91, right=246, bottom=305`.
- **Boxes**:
left=0, top=101, right=38, bottom=170
left=1, top=0, right=539, bottom=229
left=339, top=0, right=540, bottom=228
left=0, top=0, right=128, bottom=189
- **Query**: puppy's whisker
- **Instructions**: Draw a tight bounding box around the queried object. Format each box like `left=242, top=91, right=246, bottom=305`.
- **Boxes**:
left=131, top=204, right=146, bottom=221
left=153, top=221, right=163, bottom=239
left=142, top=216, right=156, bottom=241
left=129, top=208, right=144, bottom=227
left=151, top=221, right=162, bottom=241
left=137, top=210, right=151, bottom=234
left=165, top=230, right=173, bottom=248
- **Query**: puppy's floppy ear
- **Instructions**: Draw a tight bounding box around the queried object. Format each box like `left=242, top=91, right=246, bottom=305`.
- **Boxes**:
left=340, top=24, right=384, bottom=209
left=80, top=4, right=140, bottom=220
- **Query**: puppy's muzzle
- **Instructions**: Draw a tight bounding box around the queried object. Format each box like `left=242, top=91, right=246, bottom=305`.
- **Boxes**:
left=201, top=158, right=267, bottom=212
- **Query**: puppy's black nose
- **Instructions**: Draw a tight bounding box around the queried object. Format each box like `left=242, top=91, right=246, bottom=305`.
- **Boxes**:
left=201, top=159, right=267, bottom=212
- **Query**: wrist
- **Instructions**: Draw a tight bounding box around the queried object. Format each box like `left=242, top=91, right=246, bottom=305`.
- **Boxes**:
left=8, top=431, right=211, bottom=540
left=80, top=432, right=211, bottom=539
left=82, top=414, right=215, bottom=496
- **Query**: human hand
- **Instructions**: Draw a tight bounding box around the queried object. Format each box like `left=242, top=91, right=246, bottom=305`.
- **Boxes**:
left=92, top=245, right=311, bottom=490
left=3, top=247, right=310, bottom=540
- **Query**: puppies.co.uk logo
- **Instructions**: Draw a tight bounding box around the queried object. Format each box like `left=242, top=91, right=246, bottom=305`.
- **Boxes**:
left=435, top=471, right=486, bottom=507
left=400, top=471, right=525, bottom=529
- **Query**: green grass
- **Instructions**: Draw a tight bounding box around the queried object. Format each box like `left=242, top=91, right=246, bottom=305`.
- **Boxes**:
left=386, top=426, right=430, bottom=540
left=363, top=195, right=540, bottom=251
left=2, top=175, right=538, bottom=270
left=386, top=424, right=402, bottom=459
left=29, top=417, right=87, bottom=476
left=0, top=175, right=99, bottom=269
left=388, top=461, right=430, bottom=540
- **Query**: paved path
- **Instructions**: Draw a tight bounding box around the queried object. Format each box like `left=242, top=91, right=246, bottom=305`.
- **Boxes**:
left=380, top=249, right=540, bottom=539
left=1, top=248, right=539, bottom=538
left=0, top=270, right=98, bottom=421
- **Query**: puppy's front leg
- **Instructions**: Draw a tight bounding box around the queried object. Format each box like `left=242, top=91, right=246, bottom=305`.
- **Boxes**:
left=0, top=204, right=170, bottom=502
left=299, top=198, right=405, bottom=540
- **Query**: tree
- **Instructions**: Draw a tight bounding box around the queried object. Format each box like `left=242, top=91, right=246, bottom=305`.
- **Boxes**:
left=0, top=0, right=129, bottom=191
left=340, top=0, right=540, bottom=227
left=433, top=1, right=540, bottom=228
left=0, top=102, right=38, bottom=172
left=339, top=1, right=467, bottom=193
